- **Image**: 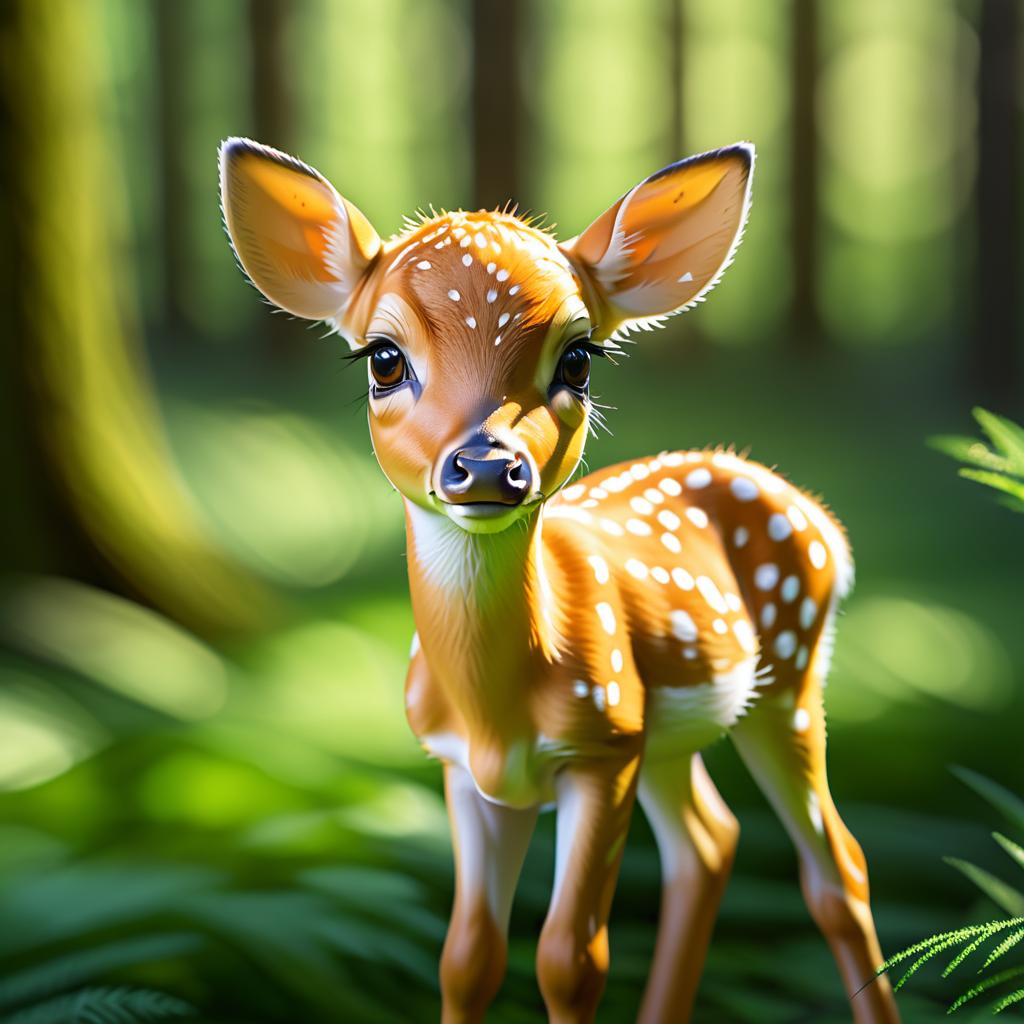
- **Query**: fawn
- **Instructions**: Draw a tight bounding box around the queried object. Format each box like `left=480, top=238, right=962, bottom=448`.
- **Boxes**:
left=220, top=137, right=900, bottom=1024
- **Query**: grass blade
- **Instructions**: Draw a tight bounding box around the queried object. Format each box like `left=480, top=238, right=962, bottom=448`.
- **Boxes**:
left=949, top=768, right=1024, bottom=833
left=944, top=858, right=1024, bottom=917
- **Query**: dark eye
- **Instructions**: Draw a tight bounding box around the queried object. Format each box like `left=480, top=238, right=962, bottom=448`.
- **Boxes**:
left=556, top=344, right=591, bottom=392
left=370, top=345, right=407, bottom=389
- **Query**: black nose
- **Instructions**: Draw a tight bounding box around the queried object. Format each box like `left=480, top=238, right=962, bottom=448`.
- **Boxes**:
left=438, top=441, right=533, bottom=506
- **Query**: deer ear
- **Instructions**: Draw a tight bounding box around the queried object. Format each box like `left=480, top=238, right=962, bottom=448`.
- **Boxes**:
left=219, top=137, right=381, bottom=327
left=560, top=143, right=753, bottom=338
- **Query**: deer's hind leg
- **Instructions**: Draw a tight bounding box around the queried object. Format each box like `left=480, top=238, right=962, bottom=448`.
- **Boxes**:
left=637, top=752, right=739, bottom=1024
left=730, top=681, right=900, bottom=1023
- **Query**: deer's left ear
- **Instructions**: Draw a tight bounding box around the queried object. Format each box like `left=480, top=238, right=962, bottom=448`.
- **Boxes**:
left=219, top=137, right=381, bottom=330
left=560, top=143, right=753, bottom=338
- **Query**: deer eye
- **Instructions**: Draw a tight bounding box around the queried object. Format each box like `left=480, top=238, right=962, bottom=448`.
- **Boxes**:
left=369, top=344, right=408, bottom=389
left=555, top=343, right=592, bottom=392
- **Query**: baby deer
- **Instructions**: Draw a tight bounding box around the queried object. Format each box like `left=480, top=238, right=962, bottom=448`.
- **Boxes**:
left=220, top=138, right=899, bottom=1024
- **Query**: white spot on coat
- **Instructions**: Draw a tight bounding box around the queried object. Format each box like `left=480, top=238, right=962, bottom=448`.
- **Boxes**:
left=787, top=505, right=809, bottom=531
left=658, top=509, right=681, bottom=531
left=781, top=575, right=801, bottom=603
left=768, top=513, right=792, bottom=541
left=774, top=630, right=797, bottom=659
left=670, top=609, right=698, bottom=642
left=733, top=619, right=757, bottom=653
left=754, top=563, right=780, bottom=591
left=671, top=567, right=695, bottom=590
left=625, top=558, right=648, bottom=580
left=686, top=468, right=712, bottom=489
left=587, top=554, right=610, bottom=584
left=596, top=602, right=617, bottom=635
left=685, top=507, right=709, bottom=528
left=659, top=478, right=682, bottom=496
left=696, top=576, right=728, bottom=614
left=730, top=476, right=760, bottom=501
left=809, top=540, right=828, bottom=569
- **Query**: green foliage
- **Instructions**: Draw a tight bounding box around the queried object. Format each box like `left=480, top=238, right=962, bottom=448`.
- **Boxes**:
left=0, top=859, right=446, bottom=1024
left=931, top=408, right=1024, bottom=513
left=877, top=772, right=1024, bottom=1014
left=2, top=986, right=196, bottom=1024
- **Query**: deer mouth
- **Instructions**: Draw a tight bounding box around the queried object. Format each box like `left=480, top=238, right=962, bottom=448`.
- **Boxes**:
left=429, top=492, right=545, bottom=532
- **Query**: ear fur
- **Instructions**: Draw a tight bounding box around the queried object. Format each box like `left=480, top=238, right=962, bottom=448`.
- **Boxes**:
left=219, top=137, right=381, bottom=328
left=560, top=143, right=754, bottom=339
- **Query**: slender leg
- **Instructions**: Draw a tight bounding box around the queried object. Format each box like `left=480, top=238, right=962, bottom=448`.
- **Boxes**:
left=536, top=754, right=641, bottom=1024
left=636, top=752, right=739, bottom=1024
left=730, top=692, right=900, bottom=1024
left=440, top=763, right=539, bottom=1024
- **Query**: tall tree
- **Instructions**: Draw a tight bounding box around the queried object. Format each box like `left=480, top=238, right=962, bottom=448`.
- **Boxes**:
left=667, top=0, right=683, bottom=163
left=156, top=0, right=190, bottom=332
left=972, top=0, right=1020, bottom=405
left=471, top=0, right=521, bottom=210
left=0, top=0, right=278, bottom=637
left=247, top=0, right=298, bottom=355
left=248, top=0, right=290, bottom=150
left=790, top=0, right=820, bottom=351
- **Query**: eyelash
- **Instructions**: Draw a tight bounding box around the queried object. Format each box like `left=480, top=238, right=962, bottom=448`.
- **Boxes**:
left=343, top=335, right=399, bottom=364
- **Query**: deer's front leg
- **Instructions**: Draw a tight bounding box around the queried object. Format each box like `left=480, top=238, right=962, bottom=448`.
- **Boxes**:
left=441, top=763, right=538, bottom=1024
left=537, top=754, right=641, bottom=1024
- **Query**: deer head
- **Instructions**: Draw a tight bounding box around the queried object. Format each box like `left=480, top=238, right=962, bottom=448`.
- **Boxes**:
left=220, top=139, right=753, bottom=534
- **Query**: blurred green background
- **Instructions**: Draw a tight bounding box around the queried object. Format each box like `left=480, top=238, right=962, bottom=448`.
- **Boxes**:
left=0, top=0, right=1022, bottom=1021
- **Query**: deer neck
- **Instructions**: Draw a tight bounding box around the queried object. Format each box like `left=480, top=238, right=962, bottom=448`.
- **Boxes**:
left=404, top=501, right=558, bottom=737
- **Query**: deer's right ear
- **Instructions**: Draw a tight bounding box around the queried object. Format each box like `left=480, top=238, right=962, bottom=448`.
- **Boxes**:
left=219, top=138, right=381, bottom=328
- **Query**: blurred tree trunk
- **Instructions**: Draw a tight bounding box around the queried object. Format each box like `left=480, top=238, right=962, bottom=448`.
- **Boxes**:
left=249, top=0, right=290, bottom=151
left=667, top=0, right=683, bottom=162
left=248, top=0, right=297, bottom=356
left=790, top=0, right=821, bottom=351
left=972, top=0, right=1020, bottom=406
left=156, top=0, right=189, bottom=332
left=471, top=0, right=520, bottom=210
left=0, top=0, right=279, bottom=637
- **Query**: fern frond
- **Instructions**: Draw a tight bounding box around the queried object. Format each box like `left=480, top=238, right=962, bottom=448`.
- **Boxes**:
left=980, top=927, right=1024, bottom=971
left=942, top=922, right=1008, bottom=977
left=878, top=920, right=1022, bottom=976
left=948, top=965, right=1024, bottom=1013
left=4, top=986, right=195, bottom=1024
left=974, top=407, right=1024, bottom=471
left=894, top=932, right=979, bottom=991
left=0, top=933, right=203, bottom=1011
left=993, top=986, right=1024, bottom=1014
